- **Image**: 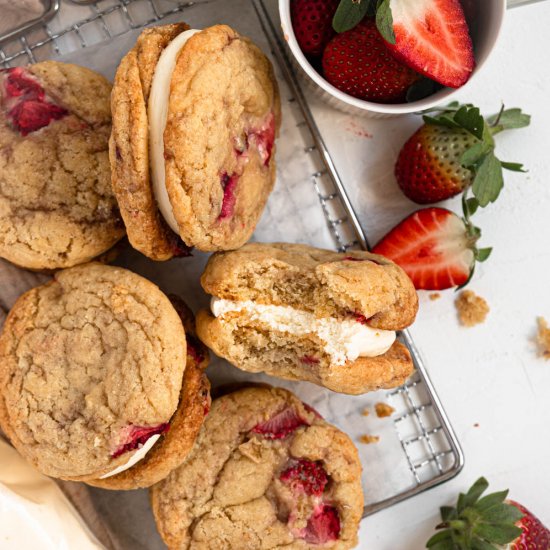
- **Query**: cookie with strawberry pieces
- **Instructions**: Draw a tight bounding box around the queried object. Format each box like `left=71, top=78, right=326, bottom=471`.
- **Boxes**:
left=151, top=386, right=364, bottom=550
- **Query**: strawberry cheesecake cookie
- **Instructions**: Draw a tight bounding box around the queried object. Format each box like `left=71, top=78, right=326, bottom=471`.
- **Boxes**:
left=110, top=23, right=281, bottom=260
left=0, top=61, right=124, bottom=270
left=151, top=386, right=363, bottom=549
left=196, top=243, right=418, bottom=395
left=0, top=263, right=210, bottom=489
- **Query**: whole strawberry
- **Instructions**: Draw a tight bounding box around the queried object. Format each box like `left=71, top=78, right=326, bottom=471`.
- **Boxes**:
left=291, top=0, right=338, bottom=57
left=396, top=104, right=530, bottom=205
left=322, top=19, right=420, bottom=103
left=426, top=477, right=550, bottom=550
left=372, top=204, right=491, bottom=291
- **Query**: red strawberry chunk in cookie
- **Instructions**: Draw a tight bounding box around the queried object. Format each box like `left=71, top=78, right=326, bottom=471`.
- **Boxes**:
left=251, top=406, right=309, bottom=439
left=219, top=172, right=239, bottom=220
left=112, top=423, right=169, bottom=458
left=280, top=459, right=328, bottom=496
left=301, top=355, right=320, bottom=365
left=248, top=111, right=275, bottom=166
left=301, top=504, right=341, bottom=544
left=1, top=67, right=67, bottom=135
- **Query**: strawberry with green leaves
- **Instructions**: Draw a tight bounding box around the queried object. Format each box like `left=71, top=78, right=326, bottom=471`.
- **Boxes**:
left=426, top=477, right=550, bottom=550
left=396, top=103, right=531, bottom=205
left=372, top=196, right=491, bottom=290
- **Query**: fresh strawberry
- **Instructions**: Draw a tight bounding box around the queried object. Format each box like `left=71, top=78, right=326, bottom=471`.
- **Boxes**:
left=384, top=0, right=474, bottom=88
left=395, top=104, right=530, bottom=205
left=507, top=499, right=550, bottom=549
left=322, top=19, right=420, bottom=103
left=426, top=477, right=549, bottom=550
left=372, top=207, right=491, bottom=290
left=280, top=459, right=328, bottom=496
left=301, top=504, right=341, bottom=544
left=251, top=407, right=310, bottom=439
left=291, top=0, right=339, bottom=56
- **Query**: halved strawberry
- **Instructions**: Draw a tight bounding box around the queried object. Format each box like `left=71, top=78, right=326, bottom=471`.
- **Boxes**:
left=291, top=0, right=339, bottom=57
left=372, top=207, right=490, bottom=290
left=322, top=19, right=421, bottom=103
left=385, top=0, right=475, bottom=88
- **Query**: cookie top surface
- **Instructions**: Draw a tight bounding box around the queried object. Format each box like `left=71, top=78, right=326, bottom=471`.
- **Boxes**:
left=152, top=386, right=363, bottom=550
left=110, top=24, right=281, bottom=258
left=0, top=61, right=124, bottom=270
left=201, top=242, right=418, bottom=330
left=0, top=263, right=186, bottom=480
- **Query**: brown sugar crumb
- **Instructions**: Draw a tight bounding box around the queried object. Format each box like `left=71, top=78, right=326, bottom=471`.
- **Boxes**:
left=537, top=317, right=550, bottom=360
left=455, top=290, right=489, bottom=327
left=361, top=408, right=370, bottom=417
left=375, top=402, right=395, bottom=418
left=429, top=293, right=441, bottom=301
left=359, top=435, right=380, bottom=445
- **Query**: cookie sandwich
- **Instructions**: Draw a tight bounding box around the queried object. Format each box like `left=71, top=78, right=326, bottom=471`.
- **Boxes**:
left=110, top=23, right=281, bottom=260
left=0, top=61, right=124, bottom=270
left=0, top=263, right=209, bottom=489
left=151, top=386, right=364, bottom=549
left=196, top=243, right=418, bottom=395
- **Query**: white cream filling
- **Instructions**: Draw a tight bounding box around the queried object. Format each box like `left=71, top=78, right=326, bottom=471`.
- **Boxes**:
left=148, top=28, right=201, bottom=233
left=99, top=434, right=161, bottom=479
left=211, top=298, right=396, bottom=365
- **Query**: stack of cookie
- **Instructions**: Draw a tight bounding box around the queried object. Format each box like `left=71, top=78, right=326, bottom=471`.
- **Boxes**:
left=0, top=21, right=418, bottom=550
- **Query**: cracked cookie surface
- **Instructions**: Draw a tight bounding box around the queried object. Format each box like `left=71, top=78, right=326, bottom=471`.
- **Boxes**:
left=0, top=263, right=187, bottom=482
left=0, top=61, right=124, bottom=270
left=110, top=24, right=281, bottom=259
left=151, top=386, right=363, bottom=550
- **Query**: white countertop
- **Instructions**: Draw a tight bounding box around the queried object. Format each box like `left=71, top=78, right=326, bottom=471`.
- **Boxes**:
left=308, top=2, right=550, bottom=547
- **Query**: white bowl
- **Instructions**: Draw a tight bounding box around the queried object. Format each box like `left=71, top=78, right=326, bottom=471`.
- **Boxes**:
left=279, top=0, right=507, bottom=117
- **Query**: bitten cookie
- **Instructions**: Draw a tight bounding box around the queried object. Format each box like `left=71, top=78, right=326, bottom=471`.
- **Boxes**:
left=196, top=243, right=418, bottom=395
left=0, top=62, right=124, bottom=270
left=110, top=23, right=281, bottom=260
left=0, top=263, right=210, bottom=489
left=151, top=386, right=363, bottom=550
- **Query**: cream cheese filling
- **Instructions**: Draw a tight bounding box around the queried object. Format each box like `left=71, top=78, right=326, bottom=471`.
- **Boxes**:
left=99, top=434, right=161, bottom=479
left=148, top=28, right=201, bottom=233
left=210, top=297, right=396, bottom=365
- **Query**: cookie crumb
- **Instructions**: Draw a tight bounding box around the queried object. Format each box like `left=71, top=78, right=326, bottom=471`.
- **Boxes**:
left=473, top=423, right=480, bottom=428
left=429, top=293, right=441, bottom=301
left=375, top=403, right=395, bottom=418
left=359, top=435, right=380, bottom=445
left=361, top=408, right=370, bottom=417
left=455, top=290, right=489, bottom=327
left=536, top=317, right=550, bottom=360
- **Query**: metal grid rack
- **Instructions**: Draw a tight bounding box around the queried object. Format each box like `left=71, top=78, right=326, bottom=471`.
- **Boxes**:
left=0, top=0, right=464, bottom=519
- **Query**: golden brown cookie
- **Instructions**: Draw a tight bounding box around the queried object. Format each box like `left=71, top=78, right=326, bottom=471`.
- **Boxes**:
left=196, top=242, right=418, bottom=395
left=151, top=386, right=364, bottom=550
left=0, top=263, right=209, bottom=488
left=110, top=24, right=281, bottom=260
left=0, top=62, right=124, bottom=270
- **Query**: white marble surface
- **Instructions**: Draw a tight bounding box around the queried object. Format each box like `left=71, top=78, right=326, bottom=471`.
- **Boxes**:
left=302, top=2, right=550, bottom=547
left=7, top=0, right=549, bottom=548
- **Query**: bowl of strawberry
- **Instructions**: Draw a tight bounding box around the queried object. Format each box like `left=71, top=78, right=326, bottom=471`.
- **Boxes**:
left=281, top=0, right=506, bottom=116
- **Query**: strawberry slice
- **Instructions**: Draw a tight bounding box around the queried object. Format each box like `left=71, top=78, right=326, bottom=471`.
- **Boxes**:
left=251, top=407, right=309, bottom=439
left=372, top=207, right=489, bottom=290
left=385, top=0, right=475, bottom=88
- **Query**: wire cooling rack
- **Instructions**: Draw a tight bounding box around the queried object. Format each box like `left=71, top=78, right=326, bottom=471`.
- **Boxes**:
left=0, top=0, right=464, bottom=520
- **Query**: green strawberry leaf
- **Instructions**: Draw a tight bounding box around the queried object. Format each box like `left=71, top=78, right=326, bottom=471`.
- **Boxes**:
left=472, top=153, right=503, bottom=207
left=332, top=0, right=374, bottom=33
left=464, top=197, right=479, bottom=217
left=476, top=248, right=492, bottom=262
left=454, top=106, right=485, bottom=140
left=487, top=107, right=531, bottom=134
left=475, top=490, right=508, bottom=511
left=406, top=78, right=442, bottom=103
left=461, top=142, right=493, bottom=168
left=458, top=478, right=489, bottom=512
left=475, top=523, right=523, bottom=545
left=501, top=161, right=527, bottom=172
left=426, top=530, right=454, bottom=549
left=423, top=115, right=462, bottom=129
left=376, top=0, right=396, bottom=43
left=471, top=537, right=500, bottom=550
left=440, top=506, right=458, bottom=521
left=481, top=503, right=524, bottom=523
